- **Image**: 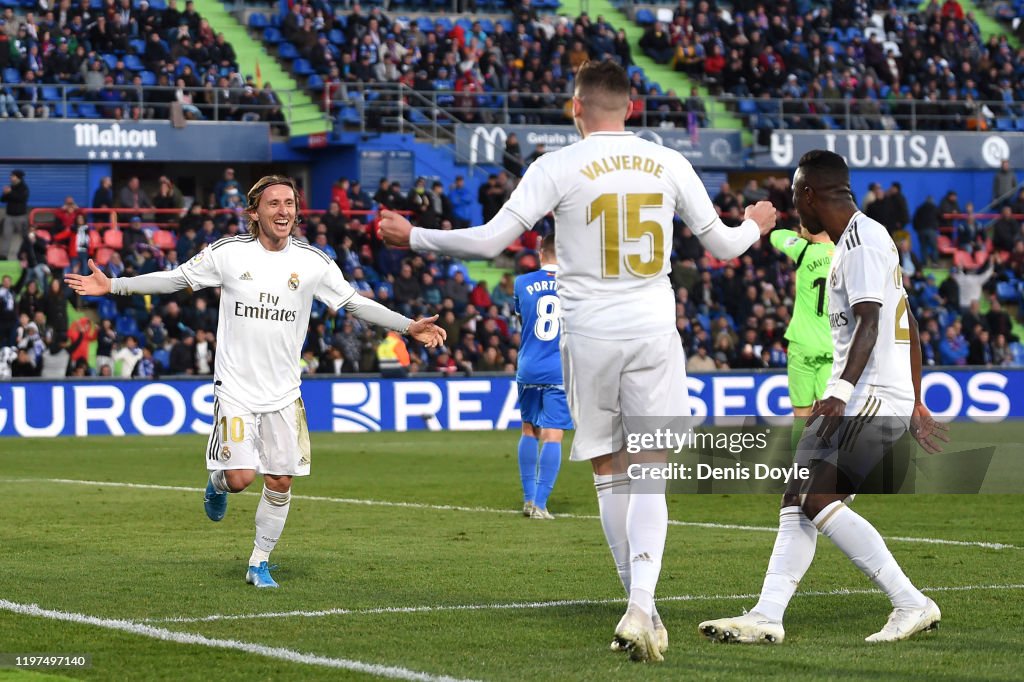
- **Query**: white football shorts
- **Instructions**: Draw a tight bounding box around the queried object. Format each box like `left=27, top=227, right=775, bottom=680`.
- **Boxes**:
left=561, top=330, right=690, bottom=461
left=205, top=395, right=312, bottom=476
left=796, top=389, right=911, bottom=486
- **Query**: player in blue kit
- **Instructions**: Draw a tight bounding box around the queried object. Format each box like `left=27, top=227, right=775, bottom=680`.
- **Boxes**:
left=514, top=234, right=573, bottom=520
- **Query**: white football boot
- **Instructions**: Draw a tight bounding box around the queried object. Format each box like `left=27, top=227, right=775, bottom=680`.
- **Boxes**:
left=612, top=606, right=668, bottom=654
left=612, top=604, right=664, bottom=662
left=698, top=611, right=785, bottom=644
left=865, top=598, right=940, bottom=643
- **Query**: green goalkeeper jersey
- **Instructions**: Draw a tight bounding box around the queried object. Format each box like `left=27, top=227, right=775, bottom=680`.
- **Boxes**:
left=770, top=229, right=835, bottom=356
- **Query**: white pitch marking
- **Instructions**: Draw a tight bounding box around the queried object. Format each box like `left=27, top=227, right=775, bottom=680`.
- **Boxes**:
left=0, top=599, right=477, bottom=682
left=145, top=583, right=1024, bottom=624
left=7, top=477, right=1020, bottom=551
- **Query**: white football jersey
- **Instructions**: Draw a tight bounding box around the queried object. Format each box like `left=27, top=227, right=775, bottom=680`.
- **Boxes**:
left=181, top=235, right=357, bottom=412
left=826, top=211, right=914, bottom=412
left=503, top=131, right=724, bottom=340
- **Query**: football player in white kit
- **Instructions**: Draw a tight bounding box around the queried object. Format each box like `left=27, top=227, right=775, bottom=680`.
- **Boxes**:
left=699, top=150, right=948, bottom=644
left=66, top=175, right=445, bottom=588
left=379, top=60, right=777, bottom=661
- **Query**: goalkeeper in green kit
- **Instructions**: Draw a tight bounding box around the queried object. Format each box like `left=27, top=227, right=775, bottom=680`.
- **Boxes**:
left=770, top=226, right=834, bottom=418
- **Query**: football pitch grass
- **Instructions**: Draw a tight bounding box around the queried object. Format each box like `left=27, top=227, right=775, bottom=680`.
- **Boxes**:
left=0, top=431, right=1021, bottom=681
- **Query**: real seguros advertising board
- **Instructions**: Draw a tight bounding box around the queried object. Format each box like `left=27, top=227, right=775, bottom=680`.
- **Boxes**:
left=0, top=369, right=1018, bottom=438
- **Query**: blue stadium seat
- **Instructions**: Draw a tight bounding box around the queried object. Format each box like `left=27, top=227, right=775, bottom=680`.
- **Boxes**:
left=77, top=102, right=99, bottom=118
left=102, top=53, right=118, bottom=70
left=277, top=42, right=299, bottom=60
left=129, top=38, right=146, bottom=54
left=499, top=19, right=514, bottom=32
left=42, top=85, right=61, bottom=101
left=306, top=73, right=324, bottom=90
left=263, top=26, right=283, bottom=44
left=125, top=54, right=144, bottom=71
left=479, top=18, right=494, bottom=33
left=292, top=58, right=314, bottom=76
left=635, top=8, right=656, bottom=25
left=417, top=17, right=434, bottom=33
left=434, top=16, right=453, bottom=32
left=738, top=98, right=758, bottom=115
left=248, top=13, right=269, bottom=30
left=116, top=314, right=141, bottom=339
left=3, top=67, right=20, bottom=83
left=996, top=281, right=1021, bottom=303
left=1012, top=342, right=1024, bottom=366
left=455, top=18, right=473, bottom=32
left=98, top=298, right=118, bottom=321
left=52, top=101, right=74, bottom=118
left=328, top=28, right=344, bottom=45
left=338, top=106, right=362, bottom=125
left=153, top=348, right=170, bottom=370
left=139, top=70, right=156, bottom=86
left=995, top=118, right=1015, bottom=132
left=148, top=0, right=166, bottom=9
left=1016, top=118, right=1024, bottom=132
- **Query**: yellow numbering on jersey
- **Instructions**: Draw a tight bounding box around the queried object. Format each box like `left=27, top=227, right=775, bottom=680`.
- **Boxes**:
left=895, top=296, right=910, bottom=343
left=590, top=193, right=665, bottom=278
left=219, top=416, right=245, bottom=443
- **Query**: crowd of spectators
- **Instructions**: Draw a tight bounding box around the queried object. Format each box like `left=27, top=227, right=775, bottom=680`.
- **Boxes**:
left=637, top=0, right=1024, bottom=133
left=286, top=0, right=714, bottom=130
left=2, top=161, right=1023, bottom=380
left=0, top=0, right=287, bottom=132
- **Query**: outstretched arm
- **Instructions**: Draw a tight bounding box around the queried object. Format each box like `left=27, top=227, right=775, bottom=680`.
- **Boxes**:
left=693, top=202, right=776, bottom=260
left=342, top=295, right=446, bottom=348
left=65, top=259, right=191, bottom=296
left=380, top=208, right=528, bottom=259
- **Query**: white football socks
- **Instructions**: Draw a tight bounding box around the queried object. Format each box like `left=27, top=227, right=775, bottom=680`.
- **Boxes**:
left=625, top=478, right=667, bottom=617
left=752, top=506, right=818, bottom=622
left=814, top=500, right=927, bottom=609
left=594, top=473, right=632, bottom=593
left=250, top=486, right=291, bottom=567
left=209, top=470, right=230, bottom=493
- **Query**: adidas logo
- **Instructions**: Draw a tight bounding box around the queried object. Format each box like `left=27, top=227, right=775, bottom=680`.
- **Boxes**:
left=239, top=271, right=253, bottom=281
left=632, top=552, right=653, bottom=563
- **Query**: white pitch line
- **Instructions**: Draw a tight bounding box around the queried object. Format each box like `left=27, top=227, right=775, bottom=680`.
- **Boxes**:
left=0, top=599, right=477, bottom=682
left=7, top=477, right=1021, bottom=551
left=145, top=583, right=1024, bottom=624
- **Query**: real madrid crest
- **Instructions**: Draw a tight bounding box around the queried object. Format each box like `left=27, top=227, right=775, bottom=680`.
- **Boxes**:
left=221, top=445, right=231, bottom=461
left=288, top=272, right=300, bottom=290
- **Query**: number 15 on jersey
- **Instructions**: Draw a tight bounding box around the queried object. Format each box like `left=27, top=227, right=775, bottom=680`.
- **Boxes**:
left=589, top=193, right=666, bottom=278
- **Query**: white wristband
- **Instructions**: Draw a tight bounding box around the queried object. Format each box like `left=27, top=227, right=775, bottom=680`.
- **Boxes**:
left=825, top=379, right=855, bottom=404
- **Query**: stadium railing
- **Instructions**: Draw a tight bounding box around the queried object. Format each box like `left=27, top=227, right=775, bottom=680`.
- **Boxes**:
left=2, top=83, right=303, bottom=124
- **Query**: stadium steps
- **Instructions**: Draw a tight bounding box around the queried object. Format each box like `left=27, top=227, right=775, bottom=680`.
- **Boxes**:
left=189, top=0, right=330, bottom=137
left=948, top=0, right=1022, bottom=48
left=558, top=0, right=747, bottom=140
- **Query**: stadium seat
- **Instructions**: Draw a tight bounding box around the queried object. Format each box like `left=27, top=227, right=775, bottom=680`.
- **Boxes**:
left=248, top=13, right=269, bottom=30
left=42, top=85, right=61, bottom=101
left=3, top=67, right=20, bottom=84
left=738, top=99, right=758, bottom=115
left=996, top=118, right=1015, bottom=132
left=292, top=59, right=314, bottom=76
left=417, top=17, right=434, bottom=33
left=125, top=54, right=144, bottom=71
left=115, top=313, right=141, bottom=339
left=277, top=42, right=299, bottom=61
left=327, top=28, right=344, bottom=45
left=996, top=281, right=1021, bottom=303
left=635, top=8, right=656, bottom=25
left=46, top=245, right=70, bottom=269
left=937, top=234, right=956, bottom=255
left=264, top=27, right=284, bottom=44
left=77, top=102, right=99, bottom=118
left=98, top=298, right=118, bottom=321
left=306, top=74, right=324, bottom=90
left=139, top=70, right=156, bottom=86
left=129, top=38, right=146, bottom=54
left=102, top=53, right=118, bottom=70
left=102, top=228, right=124, bottom=249
left=151, top=230, right=177, bottom=251
left=153, top=348, right=170, bottom=370
left=94, top=246, right=114, bottom=266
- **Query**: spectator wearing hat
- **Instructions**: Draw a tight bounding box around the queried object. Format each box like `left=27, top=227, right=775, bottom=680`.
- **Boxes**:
left=1, top=169, right=29, bottom=260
